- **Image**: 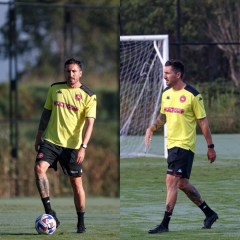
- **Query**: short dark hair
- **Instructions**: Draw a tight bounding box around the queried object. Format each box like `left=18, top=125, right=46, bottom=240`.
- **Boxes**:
left=64, top=58, right=82, bottom=70
left=165, top=59, right=184, bottom=79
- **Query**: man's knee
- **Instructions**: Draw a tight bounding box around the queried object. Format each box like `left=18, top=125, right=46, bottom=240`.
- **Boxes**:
left=69, top=176, right=83, bottom=190
left=178, top=179, right=190, bottom=191
left=178, top=182, right=185, bottom=191
left=166, top=174, right=179, bottom=189
left=34, top=161, right=48, bottom=175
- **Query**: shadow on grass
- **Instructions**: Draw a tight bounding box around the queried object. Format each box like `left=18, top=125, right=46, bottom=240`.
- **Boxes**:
left=0, top=233, right=38, bottom=235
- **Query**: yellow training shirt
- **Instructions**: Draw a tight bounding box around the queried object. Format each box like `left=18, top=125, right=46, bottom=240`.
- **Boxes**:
left=160, top=84, right=206, bottom=153
left=44, top=81, right=97, bottom=149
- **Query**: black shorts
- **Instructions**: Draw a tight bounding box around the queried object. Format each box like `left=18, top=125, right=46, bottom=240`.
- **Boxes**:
left=166, top=147, right=194, bottom=179
left=35, top=140, right=82, bottom=177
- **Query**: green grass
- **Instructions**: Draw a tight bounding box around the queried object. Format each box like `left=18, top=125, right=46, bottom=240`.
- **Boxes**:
left=120, top=156, right=240, bottom=240
left=0, top=197, right=119, bottom=239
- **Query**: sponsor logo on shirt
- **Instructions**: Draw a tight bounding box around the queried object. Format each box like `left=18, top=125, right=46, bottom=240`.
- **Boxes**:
left=56, top=90, right=62, bottom=94
left=75, top=94, right=82, bottom=100
left=180, top=95, right=186, bottom=102
left=199, top=97, right=203, bottom=101
left=54, top=101, right=78, bottom=111
left=164, top=107, right=184, bottom=114
left=166, top=96, right=170, bottom=99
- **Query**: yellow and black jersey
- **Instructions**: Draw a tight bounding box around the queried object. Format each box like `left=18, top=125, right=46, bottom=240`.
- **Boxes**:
left=44, top=81, right=97, bottom=149
left=160, top=84, right=206, bottom=153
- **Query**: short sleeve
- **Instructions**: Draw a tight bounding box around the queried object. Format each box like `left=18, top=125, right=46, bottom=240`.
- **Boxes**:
left=44, top=87, right=53, bottom=110
left=160, top=93, right=165, bottom=114
left=85, top=94, right=97, bottom=118
left=192, top=94, right=206, bottom=119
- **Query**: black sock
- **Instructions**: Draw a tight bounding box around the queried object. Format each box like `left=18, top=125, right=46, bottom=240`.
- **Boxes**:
left=198, top=201, right=214, bottom=217
left=77, top=212, right=85, bottom=226
left=160, top=211, right=172, bottom=228
left=41, top=197, right=52, bottom=214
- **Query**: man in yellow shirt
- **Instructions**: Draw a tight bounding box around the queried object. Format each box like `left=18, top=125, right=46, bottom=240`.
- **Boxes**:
left=145, top=59, right=218, bottom=233
left=34, top=58, right=96, bottom=233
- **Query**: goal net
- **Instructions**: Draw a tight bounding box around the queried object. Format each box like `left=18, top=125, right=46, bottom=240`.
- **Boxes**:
left=120, top=35, right=169, bottom=158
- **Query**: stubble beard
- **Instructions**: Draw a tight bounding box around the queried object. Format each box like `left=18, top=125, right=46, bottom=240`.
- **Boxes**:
left=67, top=78, right=79, bottom=86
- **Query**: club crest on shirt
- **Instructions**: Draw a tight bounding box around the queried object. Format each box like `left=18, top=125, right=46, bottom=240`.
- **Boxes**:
left=75, top=94, right=82, bottom=100
left=37, top=153, right=43, bottom=158
left=180, top=95, right=186, bottom=103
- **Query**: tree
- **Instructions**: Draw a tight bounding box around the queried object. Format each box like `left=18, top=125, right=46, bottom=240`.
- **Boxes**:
left=204, top=0, right=240, bottom=86
left=0, top=0, right=119, bottom=81
left=120, top=0, right=240, bottom=86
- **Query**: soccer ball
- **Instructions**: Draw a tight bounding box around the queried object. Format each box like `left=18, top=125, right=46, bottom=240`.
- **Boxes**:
left=35, top=214, right=56, bottom=235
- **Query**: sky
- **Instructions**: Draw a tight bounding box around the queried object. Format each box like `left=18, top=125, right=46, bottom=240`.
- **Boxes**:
left=0, top=1, right=9, bottom=82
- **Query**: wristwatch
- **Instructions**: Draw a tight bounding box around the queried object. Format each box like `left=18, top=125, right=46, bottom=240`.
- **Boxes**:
left=208, top=144, right=214, bottom=148
left=81, top=144, right=87, bottom=149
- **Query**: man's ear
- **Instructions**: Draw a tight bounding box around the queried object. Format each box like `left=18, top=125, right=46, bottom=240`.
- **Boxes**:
left=177, top=72, right=181, bottom=79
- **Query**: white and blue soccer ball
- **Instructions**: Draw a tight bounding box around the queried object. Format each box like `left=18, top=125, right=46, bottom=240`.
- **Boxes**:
left=35, top=214, right=56, bottom=235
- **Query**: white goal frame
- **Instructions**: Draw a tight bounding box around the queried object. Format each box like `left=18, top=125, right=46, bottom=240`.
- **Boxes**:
left=120, top=35, right=169, bottom=158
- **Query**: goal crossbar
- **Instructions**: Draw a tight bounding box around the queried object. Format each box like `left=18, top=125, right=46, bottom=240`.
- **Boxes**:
left=120, top=35, right=169, bottom=41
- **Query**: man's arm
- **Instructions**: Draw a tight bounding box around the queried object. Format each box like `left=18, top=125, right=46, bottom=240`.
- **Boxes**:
left=198, top=117, right=216, bottom=163
left=144, top=113, right=166, bottom=148
left=75, top=117, right=95, bottom=165
left=34, top=108, right=52, bottom=152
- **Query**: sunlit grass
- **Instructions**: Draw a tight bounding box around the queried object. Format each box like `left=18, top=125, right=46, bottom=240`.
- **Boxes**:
left=0, top=197, right=119, bottom=240
left=120, top=156, right=240, bottom=239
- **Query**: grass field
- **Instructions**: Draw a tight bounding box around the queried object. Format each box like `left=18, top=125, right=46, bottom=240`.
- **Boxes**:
left=0, top=197, right=119, bottom=240
left=120, top=155, right=240, bottom=240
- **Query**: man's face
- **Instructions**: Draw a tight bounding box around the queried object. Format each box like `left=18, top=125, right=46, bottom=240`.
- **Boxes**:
left=65, top=63, right=82, bottom=87
left=164, top=66, right=180, bottom=87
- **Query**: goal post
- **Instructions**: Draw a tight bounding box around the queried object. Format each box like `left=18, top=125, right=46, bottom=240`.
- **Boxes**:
left=120, top=35, right=169, bottom=158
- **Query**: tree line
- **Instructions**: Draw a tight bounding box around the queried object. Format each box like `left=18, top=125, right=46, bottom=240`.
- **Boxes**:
left=0, top=0, right=119, bottom=82
left=120, top=0, right=240, bottom=87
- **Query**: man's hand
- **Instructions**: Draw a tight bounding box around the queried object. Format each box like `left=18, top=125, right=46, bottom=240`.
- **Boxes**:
left=75, top=147, right=86, bottom=165
left=144, top=114, right=166, bottom=148
left=207, top=148, right=216, bottom=163
left=145, top=128, right=153, bottom=148
left=34, top=136, right=42, bottom=152
left=198, top=118, right=216, bottom=164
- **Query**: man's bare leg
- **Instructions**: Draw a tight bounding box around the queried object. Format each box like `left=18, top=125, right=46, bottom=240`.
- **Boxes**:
left=148, top=174, right=180, bottom=233
left=34, top=161, right=50, bottom=198
left=178, top=178, right=218, bottom=228
left=69, top=176, right=86, bottom=233
left=178, top=178, right=203, bottom=206
left=161, top=175, right=180, bottom=228
left=165, top=174, right=180, bottom=212
left=34, top=161, right=60, bottom=227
